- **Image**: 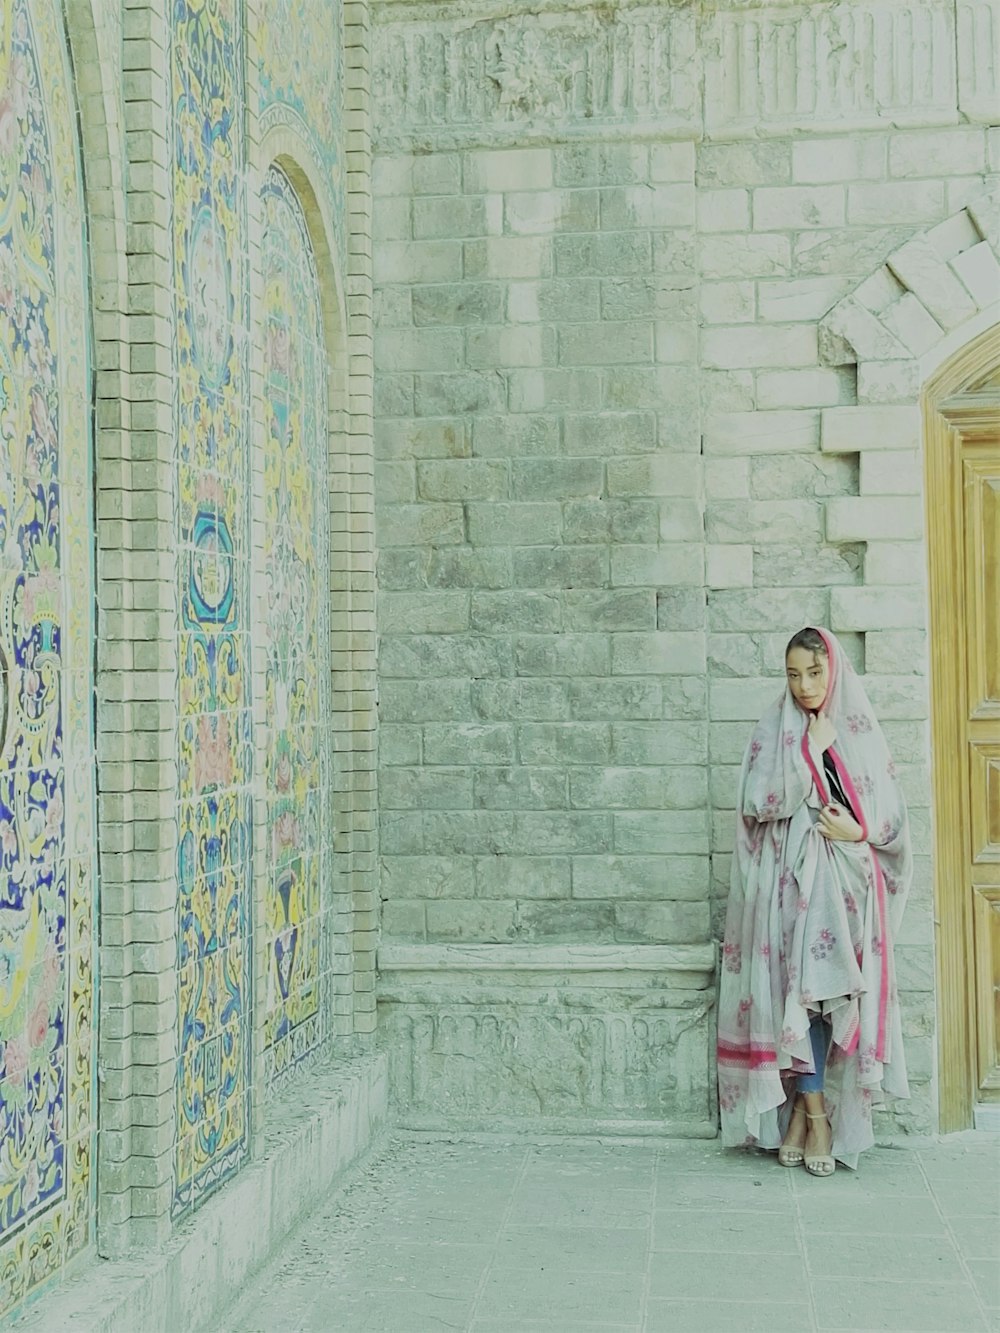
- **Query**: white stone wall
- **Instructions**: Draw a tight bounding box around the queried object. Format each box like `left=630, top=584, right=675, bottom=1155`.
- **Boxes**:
left=372, top=0, right=1000, bottom=1132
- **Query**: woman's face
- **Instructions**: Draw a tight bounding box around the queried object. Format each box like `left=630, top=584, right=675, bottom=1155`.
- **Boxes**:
left=785, top=647, right=829, bottom=712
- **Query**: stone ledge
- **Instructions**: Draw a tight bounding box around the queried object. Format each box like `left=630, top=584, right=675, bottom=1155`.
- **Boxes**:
left=15, top=1052, right=389, bottom=1333
left=379, top=941, right=716, bottom=976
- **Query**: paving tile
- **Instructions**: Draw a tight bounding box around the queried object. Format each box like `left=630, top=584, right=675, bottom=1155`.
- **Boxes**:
left=652, top=1206, right=797, bottom=1254
left=966, top=1259, right=1000, bottom=1309
left=789, top=1160, right=933, bottom=1198
left=507, top=1183, right=653, bottom=1228
left=945, top=1214, right=1000, bottom=1260
left=475, top=1265, right=644, bottom=1325
left=653, top=1167, right=792, bottom=1211
left=493, top=1224, right=649, bottom=1274
left=802, top=1230, right=967, bottom=1283
left=648, top=1249, right=808, bottom=1303
left=795, top=1193, right=949, bottom=1235
left=811, top=1277, right=988, bottom=1331
left=307, top=1289, right=477, bottom=1331
left=472, top=1321, right=638, bottom=1333
left=646, top=1297, right=813, bottom=1331
left=929, top=1185, right=1000, bottom=1218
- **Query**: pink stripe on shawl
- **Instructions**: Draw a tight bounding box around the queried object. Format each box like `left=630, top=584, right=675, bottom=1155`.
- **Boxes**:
left=717, top=1040, right=778, bottom=1070
left=870, top=852, right=891, bottom=1061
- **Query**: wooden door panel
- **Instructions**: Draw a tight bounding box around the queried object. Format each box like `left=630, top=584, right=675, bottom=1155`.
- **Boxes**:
left=972, top=887, right=1000, bottom=1093
left=969, top=743, right=1000, bottom=872
left=963, top=459, right=1000, bottom=717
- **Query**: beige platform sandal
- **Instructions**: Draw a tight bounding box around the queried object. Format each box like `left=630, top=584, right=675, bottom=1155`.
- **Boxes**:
left=777, top=1101, right=805, bottom=1167
left=804, top=1112, right=835, bottom=1177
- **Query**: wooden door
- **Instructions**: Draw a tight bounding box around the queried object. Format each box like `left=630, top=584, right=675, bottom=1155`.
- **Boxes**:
left=926, top=331, right=1000, bottom=1130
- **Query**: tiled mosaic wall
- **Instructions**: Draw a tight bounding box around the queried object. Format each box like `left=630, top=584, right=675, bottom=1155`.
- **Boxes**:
left=260, top=164, right=333, bottom=1083
left=0, top=0, right=97, bottom=1312
left=258, top=0, right=347, bottom=265
left=171, top=0, right=254, bottom=1218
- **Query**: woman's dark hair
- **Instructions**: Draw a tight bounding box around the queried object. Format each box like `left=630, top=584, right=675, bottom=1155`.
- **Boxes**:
left=785, top=627, right=828, bottom=658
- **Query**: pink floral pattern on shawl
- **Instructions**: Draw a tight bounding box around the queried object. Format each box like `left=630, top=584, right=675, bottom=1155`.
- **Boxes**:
left=717, top=628, right=911, bottom=1167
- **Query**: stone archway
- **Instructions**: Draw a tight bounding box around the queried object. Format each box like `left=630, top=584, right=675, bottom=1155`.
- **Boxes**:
left=817, top=184, right=1000, bottom=1133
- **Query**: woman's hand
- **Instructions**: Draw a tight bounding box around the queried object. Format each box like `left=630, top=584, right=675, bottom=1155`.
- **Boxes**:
left=817, top=802, right=865, bottom=843
left=807, top=709, right=837, bottom=753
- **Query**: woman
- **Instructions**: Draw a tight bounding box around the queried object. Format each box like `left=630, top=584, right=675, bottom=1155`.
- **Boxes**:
left=717, top=627, right=911, bottom=1174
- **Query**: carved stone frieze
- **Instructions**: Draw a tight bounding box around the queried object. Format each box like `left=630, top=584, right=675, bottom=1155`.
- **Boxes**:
left=372, top=0, right=996, bottom=146
left=373, top=6, right=699, bottom=146
left=377, top=944, right=718, bottom=1131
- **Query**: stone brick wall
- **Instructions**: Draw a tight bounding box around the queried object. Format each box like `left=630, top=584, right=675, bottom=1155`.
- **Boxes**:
left=372, top=0, right=1000, bottom=1133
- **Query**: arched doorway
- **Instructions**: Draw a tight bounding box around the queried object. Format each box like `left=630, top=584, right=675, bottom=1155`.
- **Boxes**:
left=924, top=322, right=1000, bottom=1131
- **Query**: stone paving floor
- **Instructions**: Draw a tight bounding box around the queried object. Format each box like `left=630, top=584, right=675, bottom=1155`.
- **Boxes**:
left=218, top=1131, right=1000, bottom=1333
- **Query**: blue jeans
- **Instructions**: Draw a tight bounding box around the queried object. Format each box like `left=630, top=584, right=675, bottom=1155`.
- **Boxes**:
left=797, top=1014, right=829, bottom=1094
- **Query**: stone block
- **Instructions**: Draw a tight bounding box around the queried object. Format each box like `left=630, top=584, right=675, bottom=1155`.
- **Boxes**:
left=950, top=241, right=1000, bottom=308
left=466, top=325, right=555, bottom=370
left=375, top=460, right=415, bottom=503
left=417, top=459, right=509, bottom=501
left=572, top=854, right=708, bottom=901
left=570, top=766, right=707, bottom=812
left=611, top=544, right=703, bottom=587
left=610, top=632, right=706, bottom=676
left=888, top=235, right=979, bottom=331
left=508, top=368, right=603, bottom=413
left=463, top=148, right=553, bottom=193
left=704, top=458, right=749, bottom=500
left=857, top=360, right=922, bottom=405
left=599, top=184, right=696, bottom=230
left=602, top=277, right=696, bottom=322
left=862, top=675, right=929, bottom=721
left=749, top=453, right=856, bottom=501
left=820, top=406, right=920, bottom=453
left=381, top=856, right=474, bottom=900
left=474, top=766, right=568, bottom=810
left=564, top=411, right=657, bottom=456
left=380, top=767, right=473, bottom=811
left=699, top=234, right=791, bottom=280
left=610, top=722, right=705, bottom=767
left=791, top=137, right=887, bottom=183
left=379, top=634, right=512, bottom=679
left=514, top=633, right=609, bottom=678
left=428, top=546, right=513, bottom=590
left=412, top=195, right=493, bottom=240
left=466, top=501, right=561, bottom=547
left=757, top=277, right=851, bottom=324
left=505, top=188, right=599, bottom=235
left=377, top=503, right=465, bottom=548
left=563, top=499, right=660, bottom=545
left=414, top=372, right=506, bottom=417
left=473, top=679, right=571, bottom=721
left=555, top=232, right=651, bottom=277
left=471, top=414, right=562, bottom=459
left=563, top=589, right=658, bottom=632
left=753, top=185, right=845, bottom=230
left=756, top=368, right=854, bottom=410
left=374, top=196, right=411, bottom=242
left=512, top=546, right=608, bottom=588
left=423, top=723, right=516, bottom=766
left=379, top=680, right=471, bottom=723
left=376, top=416, right=469, bottom=461
left=425, top=900, right=517, bottom=942
left=607, top=455, right=700, bottom=499
left=379, top=724, right=422, bottom=766
left=515, top=900, right=616, bottom=939
left=613, top=809, right=710, bottom=855
left=864, top=541, right=928, bottom=586
left=465, top=236, right=553, bottom=281
left=830, top=586, right=927, bottom=632
left=889, top=128, right=986, bottom=178
left=848, top=182, right=946, bottom=226
left=513, top=811, right=614, bottom=853
left=517, top=723, right=612, bottom=766
left=412, top=282, right=504, bottom=327
left=699, top=280, right=755, bottom=325
left=559, top=321, right=653, bottom=366
left=826, top=497, right=924, bottom=543
left=697, top=188, right=750, bottom=232
left=707, top=588, right=828, bottom=635
left=412, top=154, right=463, bottom=195
left=569, top=678, right=663, bottom=720
left=702, top=325, right=818, bottom=370
left=475, top=856, right=570, bottom=899
left=706, top=545, right=753, bottom=589
left=422, top=811, right=518, bottom=855
left=704, top=409, right=819, bottom=455
left=375, top=240, right=462, bottom=285
left=709, top=677, right=784, bottom=722
left=860, top=450, right=922, bottom=496
left=752, top=543, right=862, bottom=588
left=793, top=226, right=912, bottom=278
left=650, top=142, right=697, bottom=183
left=657, top=500, right=704, bottom=542
left=508, top=278, right=601, bottom=325
left=512, top=458, right=604, bottom=500
left=706, top=499, right=823, bottom=544
left=470, top=591, right=562, bottom=633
